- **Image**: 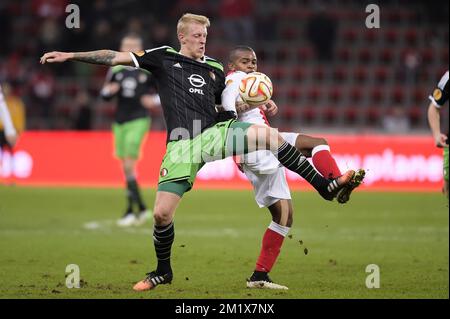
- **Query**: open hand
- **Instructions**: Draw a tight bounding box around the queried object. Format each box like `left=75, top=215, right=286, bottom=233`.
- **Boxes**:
left=40, top=51, right=72, bottom=64
left=434, top=133, right=449, bottom=148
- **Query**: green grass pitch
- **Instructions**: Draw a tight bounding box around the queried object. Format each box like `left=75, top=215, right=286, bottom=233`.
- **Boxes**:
left=0, top=186, right=448, bottom=299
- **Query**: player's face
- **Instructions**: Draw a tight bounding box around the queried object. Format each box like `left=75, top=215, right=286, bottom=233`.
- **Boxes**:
left=229, top=51, right=257, bottom=74
left=120, top=38, right=143, bottom=52
left=179, top=22, right=207, bottom=60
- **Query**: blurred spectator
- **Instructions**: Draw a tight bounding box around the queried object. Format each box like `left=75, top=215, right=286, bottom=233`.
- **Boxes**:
left=38, top=18, right=63, bottom=53
left=28, top=69, right=56, bottom=126
left=397, top=50, right=421, bottom=85
left=63, top=18, right=90, bottom=52
left=31, top=0, right=68, bottom=19
left=150, top=23, right=173, bottom=47
left=306, top=4, right=337, bottom=62
left=219, top=0, right=255, bottom=44
left=73, top=90, right=92, bottom=130
left=382, top=106, right=411, bottom=133
left=0, top=82, right=26, bottom=144
left=90, top=19, right=115, bottom=49
left=172, top=0, right=211, bottom=17
left=254, top=0, right=279, bottom=41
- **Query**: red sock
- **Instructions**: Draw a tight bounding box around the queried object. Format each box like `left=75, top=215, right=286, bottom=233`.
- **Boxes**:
left=312, top=145, right=341, bottom=179
left=255, top=225, right=287, bottom=272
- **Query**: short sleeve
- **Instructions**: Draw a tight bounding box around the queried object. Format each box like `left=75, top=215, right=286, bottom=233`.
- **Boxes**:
left=429, top=71, right=449, bottom=108
left=130, top=46, right=168, bottom=73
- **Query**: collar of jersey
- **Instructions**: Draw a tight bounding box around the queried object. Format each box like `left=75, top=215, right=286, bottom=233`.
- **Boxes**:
left=167, top=47, right=207, bottom=63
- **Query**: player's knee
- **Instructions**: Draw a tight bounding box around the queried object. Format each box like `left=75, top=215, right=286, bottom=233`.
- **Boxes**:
left=317, top=137, right=328, bottom=146
left=152, top=207, right=173, bottom=226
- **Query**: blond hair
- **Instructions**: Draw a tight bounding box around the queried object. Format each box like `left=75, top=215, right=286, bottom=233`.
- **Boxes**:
left=177, top=13, right=210, bottom=34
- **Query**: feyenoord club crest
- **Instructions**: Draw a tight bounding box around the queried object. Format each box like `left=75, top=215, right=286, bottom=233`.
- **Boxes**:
left=209, top=71, right=216, bottom=81
left=433, top=88, right=442, bottom=101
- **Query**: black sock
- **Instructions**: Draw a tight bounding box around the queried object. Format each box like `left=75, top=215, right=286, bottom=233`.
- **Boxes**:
left=154, top=222, right=174, bottom=274
left=125, top=188, right=133, bottom=213
left=251, top=270, right=269, bottom=281
left=127, top=177, right=146, bottom=211
left=276, top=142, right=331, bottom=196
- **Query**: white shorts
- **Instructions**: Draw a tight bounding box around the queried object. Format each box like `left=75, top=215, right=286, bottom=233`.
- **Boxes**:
left=242, top=132, right=299, bottom=208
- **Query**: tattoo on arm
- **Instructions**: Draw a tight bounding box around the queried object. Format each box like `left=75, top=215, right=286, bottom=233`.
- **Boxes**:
left=72, top=50, right=117, bottom=66
left=236, top=101, right=257, bottom=114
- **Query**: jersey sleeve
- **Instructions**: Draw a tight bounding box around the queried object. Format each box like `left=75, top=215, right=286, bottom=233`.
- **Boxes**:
left=429, top=71, right=449, bottom=108
left=100, top=68, right=118, bottom=100
left=0, top=86, right=17, bottom=136
left=129, top=46, right=169, bottom=72
left=215, top=70, right=226, bottom=105
left=221, top=71, right=247, bottom=112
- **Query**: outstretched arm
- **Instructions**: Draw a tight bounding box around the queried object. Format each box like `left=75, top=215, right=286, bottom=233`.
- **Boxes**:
left=40, top=50, right=134, bottom=66
left=427, top=102, right=448, bottom=148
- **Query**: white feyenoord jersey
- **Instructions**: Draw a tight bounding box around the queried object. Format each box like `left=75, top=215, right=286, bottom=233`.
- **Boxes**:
left=224, top=71, right=269, bottom=125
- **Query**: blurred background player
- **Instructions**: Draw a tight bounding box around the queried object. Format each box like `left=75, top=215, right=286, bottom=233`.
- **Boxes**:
left=427, top=70, right=449, bottom=198
left=101, top=33, right=161, bottom=226
left=0, top=82, right=25, bottom=184
left=222, top=46, right=365, bottom=289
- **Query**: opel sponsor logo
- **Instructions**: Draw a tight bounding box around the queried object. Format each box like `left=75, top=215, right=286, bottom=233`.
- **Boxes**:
left=188, top=74, right=206, bottom=95
left=188, top=74, right=206, bottom=88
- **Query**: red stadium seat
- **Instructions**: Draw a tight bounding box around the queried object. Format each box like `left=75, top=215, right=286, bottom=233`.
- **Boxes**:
left=270, top=65, right=287, bottom=82
left=391, top=86, right=405, bottom=104
left=328, top=86, right=343, bottom=104
left=337, top=48, right=351, bottom=63
left=408, top=105, right=422, bottom=126
left=301, top=105, right=317, bottom=123
left=413, top=87, right=425, bottom=104
left=358, top=48, right=373, bottom=63
left=287, top=86, right=301, bottom=102
left=343, top=28, right=358, bottom=43
left=363, top=29, right=378, bottom=44
left=374, top=67, right=388, bottom=83
left=387, top=10, right=401, bottom=24
left=421, top=48, right=434, bottom=64
left=322, top=106, right=338, bottom=124
left=370, top=87, right=384, bottom=104
left=292, top=66, right=306, bottom=82
left=281, top=104, right=297, bottom=121
left=332, top=67, right=348, bottom=82
left=379, top=48, right=394, bottom=63
left=365, top=106, right=381, bottom=125
left=353, top=67, right=368, bottom=83
left=385, top=28, right=399, bottom=44
left=349, top=86, right=363, bottom=103
left=343, top=106, right=359, bottom=124
left=276, top=47, right=291, bottom=61
left=280, top=26, right=298, bottom=40
left=405, top=29, right=418, bottom=46
left=307, top=87, right=320, bottom=102
left=313, top=66, right=325, bottom=82
left=296, top=47, right=314, bottom=62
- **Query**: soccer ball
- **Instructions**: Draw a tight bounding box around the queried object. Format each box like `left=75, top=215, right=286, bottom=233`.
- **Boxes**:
left=239, top=72, right=273, bottom=106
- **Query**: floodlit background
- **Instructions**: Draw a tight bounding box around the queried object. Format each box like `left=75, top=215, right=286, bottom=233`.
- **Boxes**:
left=0, top=0, right=448, bottom=300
